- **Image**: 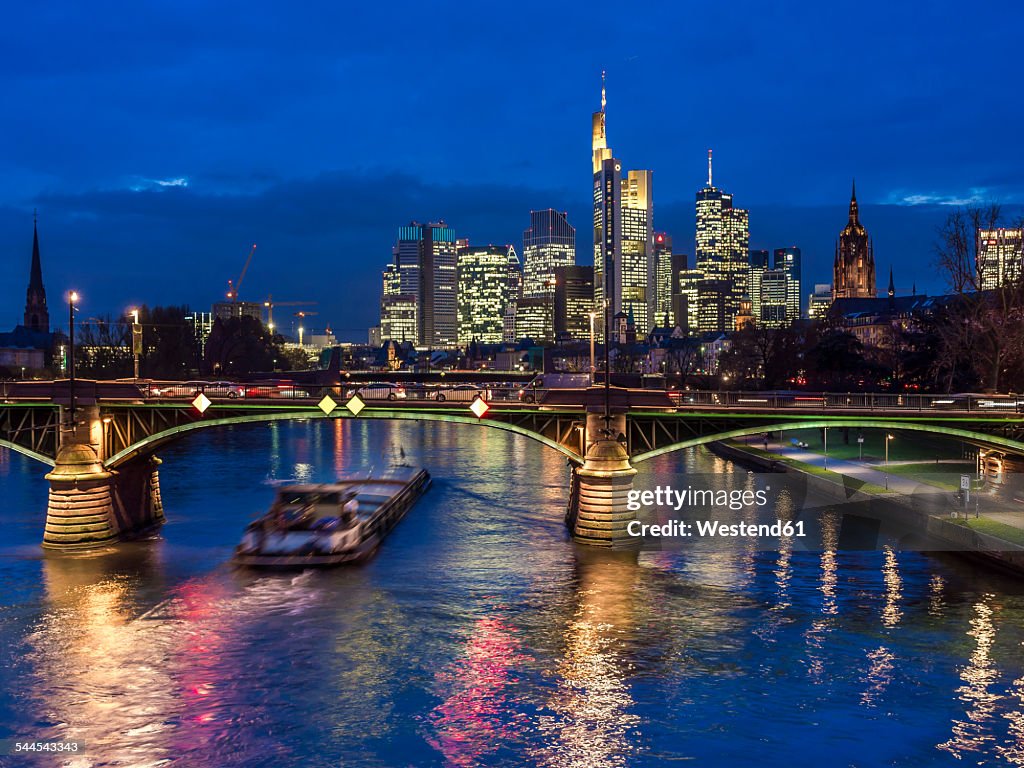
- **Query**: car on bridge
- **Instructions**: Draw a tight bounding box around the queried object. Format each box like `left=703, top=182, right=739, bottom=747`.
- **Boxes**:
left=430, top=384, right=485, bottom=402
left=354, top=382, right=407, bottom=401
left=203, top=381, right=247, bottom=399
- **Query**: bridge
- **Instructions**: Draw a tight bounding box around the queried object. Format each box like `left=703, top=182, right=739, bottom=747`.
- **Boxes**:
left=3, top=378, right=1023, bottom=550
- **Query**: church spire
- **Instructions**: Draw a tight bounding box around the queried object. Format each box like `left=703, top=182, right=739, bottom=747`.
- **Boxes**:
left=29, top=211, right=43, bottom=292
left=848, top=179, right=859, bottom=225
left=888, top=266, right=895, bottom=298
left=24, top=212, right=49, bottom=334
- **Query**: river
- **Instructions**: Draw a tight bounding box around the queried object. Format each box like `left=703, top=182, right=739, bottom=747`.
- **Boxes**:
left=1, top=419, right=1023, bottom=767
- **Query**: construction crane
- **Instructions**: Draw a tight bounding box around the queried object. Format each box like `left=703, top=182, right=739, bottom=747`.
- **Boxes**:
left=263, top=294, right=317, bottom=331
left=226, top=243, right=257, bottom=301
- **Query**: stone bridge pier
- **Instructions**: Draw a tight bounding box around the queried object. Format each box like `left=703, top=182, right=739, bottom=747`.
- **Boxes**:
left=566, top=409, right=639, bottom=548
left=43, top=404, right=165, bottom=550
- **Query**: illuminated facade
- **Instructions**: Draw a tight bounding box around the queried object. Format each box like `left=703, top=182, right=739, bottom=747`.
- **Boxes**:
left=457, top=243, right=516, bottom=344
left=380, top=263, right=418, bottom=343
left=514, top=297, right=553, bottom=343
left=695, top=151, right=749, bottom=331
left=677, top=269, right=701, bottom=334
left=392, top=221, right=458, bottom=347
left=758, top=268, right=789, bottom=328
left=977, top=228, right=1023, bottom=290
left=620, top=169, right=655, bottom=334
left=808, top=284, right=833, bottom=321
left=523, top=209, right=575, bottom=299
left=592, top=74, right=620, bottom=343
left=774, top=247, right=802, bottom=320
left=653, top=233, right=673, bottom=326
left=833, top=183, right=876, bottom=299
left=554, top=265, right=595, bottom=339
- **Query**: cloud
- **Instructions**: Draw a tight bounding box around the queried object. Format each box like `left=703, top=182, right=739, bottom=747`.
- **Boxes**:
left=886, top=188, right=991, bottom=207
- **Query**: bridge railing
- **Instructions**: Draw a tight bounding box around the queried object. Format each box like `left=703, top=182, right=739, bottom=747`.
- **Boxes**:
left=666, top=390, right=1024, bottom=413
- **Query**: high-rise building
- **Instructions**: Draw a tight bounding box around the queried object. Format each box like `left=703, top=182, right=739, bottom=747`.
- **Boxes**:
left=654, top=233, right=674, bottom=326
left=457, top=242, right=516, bottom=344
left=695, top=151, right=749, bottom=331
left=808, top=284, right=833, bottom=320
left=554, top=265, right=595, bottom=339
left=621, top=169, right=655, bottom=334
left=833, top=183, right=875, bottom=299
left=212, top=301, right=262, bottom=322
left=391, top=221, right=458, bottom=347
left=758, top=268, right=789, bottom=328
left=592, top=73, right=621, bottom=343
left=749, top=249, right=769, bottom=270
left=774, top=247, right=802, bottom=320
left=697, top=279, right=729, bottom=334
left=23, top=215, right=49, bottom=334
left=677, top=269, right=702, bottom=334
left=514, top=298, right=553, bottom=343
left=380, top=263, right=418, bottom=343
left=523, top=210, right=575, bottom=299
left=977, top=228, right=1023, bottom=290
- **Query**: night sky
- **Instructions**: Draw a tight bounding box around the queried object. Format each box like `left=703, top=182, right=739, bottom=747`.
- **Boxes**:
left=2, top=1, right=1022, bottom=340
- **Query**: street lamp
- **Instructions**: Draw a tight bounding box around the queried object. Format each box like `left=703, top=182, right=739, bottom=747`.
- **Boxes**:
left=298, top=325, right=304, bottom=347
left=588, top=311, right=597, bottom=385
left=885, top=433, right=895, bottom=490
left=129, top=308, right=141, bottom=380
left=68, top=291, right=79, bottom=426
left=823, top=426, right=828, bottom=470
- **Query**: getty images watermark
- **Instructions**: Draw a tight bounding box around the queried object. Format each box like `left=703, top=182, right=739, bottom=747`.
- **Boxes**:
left=624, top=482, right=807, bottom=541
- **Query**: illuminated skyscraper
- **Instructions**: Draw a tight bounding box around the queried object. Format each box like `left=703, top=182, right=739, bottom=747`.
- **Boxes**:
left=695, top=151, right=749, bottom=331
left=380, top=264, right=417, bottom=343
left=833, top=183, right=876, bottom=299
left=554, top=265, right=594, bottom=339
left=977, top=228, right=1023, bottom=290
left=392, top=221, right=458, bottom=347
left=774, top=246, right=802, bottom=320
left=592, top=72, right=621, bottom=342
left=590, top=73, right=656, bottom=339
left=677, top=269, right=701, bottom=334
left=457, top=242, right=516, bottom=344
left=621, top=169, right=655, bottom=334
left=758, top=268, right=789, bottom=328
left=654, top=233, right=674, bottom=326
left=523, top=209, right=575, bottom=299
left=514, top=298, right=553, bottom=343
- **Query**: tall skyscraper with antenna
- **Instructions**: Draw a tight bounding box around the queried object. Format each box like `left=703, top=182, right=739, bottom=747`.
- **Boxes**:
left=591, top=73, right=656, bottom=337
left=695, top=150, right=749, bottom=331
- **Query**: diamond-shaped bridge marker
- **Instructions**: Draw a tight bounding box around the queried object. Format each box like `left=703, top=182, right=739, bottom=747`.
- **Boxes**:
left=469, top=397, right=489, bottom=418
left=345, top=394, right=366, bottom=416
left=192, top=392, right=212, bottom=414
left=318, top=394, right=338, bottom=415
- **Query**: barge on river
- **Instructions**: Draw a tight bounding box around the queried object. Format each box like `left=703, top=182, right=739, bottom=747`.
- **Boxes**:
left=234, top=466, right=431, bottom=568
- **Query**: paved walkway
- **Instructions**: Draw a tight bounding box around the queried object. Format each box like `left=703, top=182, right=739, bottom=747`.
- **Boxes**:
left=735, top=436, right=1024, bottom=533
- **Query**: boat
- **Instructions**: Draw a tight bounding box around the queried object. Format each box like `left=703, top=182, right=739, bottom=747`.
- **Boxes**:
left=234, top=466, right=431, bottom=568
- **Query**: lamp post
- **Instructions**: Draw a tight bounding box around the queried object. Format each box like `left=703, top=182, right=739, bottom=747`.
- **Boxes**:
left=298, top=325, right=304, bottom=347
left=588, top=311, right=597, bottom=386
left=130, top=308, right=141, bottom=380
left=68, top=291, right=79, bottom=426
left=823, top=426, right=828, bottom=470
left=885, top=433, right=894, bottom=490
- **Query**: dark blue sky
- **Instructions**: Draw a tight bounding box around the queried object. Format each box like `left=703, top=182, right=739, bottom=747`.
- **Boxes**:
left=2, top=1, right=1022, bottom=340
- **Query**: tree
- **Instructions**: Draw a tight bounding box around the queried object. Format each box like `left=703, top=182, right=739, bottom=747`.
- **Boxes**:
left=74, top=314, right=132, bottom=378
left=203, top=315, right=290, bottom=376
left=934, top=205, right=1024, bottom=392
left=805, top=329, right=876, bottom=391
left=139, top=305, right=199, bottom=379
left=718, top=325, right=802, bottom=389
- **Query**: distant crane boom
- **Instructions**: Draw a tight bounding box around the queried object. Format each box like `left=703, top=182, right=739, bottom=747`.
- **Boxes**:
left=227, top=243, right=257, bottom=302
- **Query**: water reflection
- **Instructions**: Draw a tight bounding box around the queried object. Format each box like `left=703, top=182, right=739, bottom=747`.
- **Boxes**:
left=939, top=596, right=1002, bottom=759
left=535, top=552, right=641, bottom=768
left=426, top=615, right=526, bottom=767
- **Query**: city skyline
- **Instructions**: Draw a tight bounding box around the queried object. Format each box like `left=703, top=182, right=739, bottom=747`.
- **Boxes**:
left=2, top=2, right=1023, bottom=337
